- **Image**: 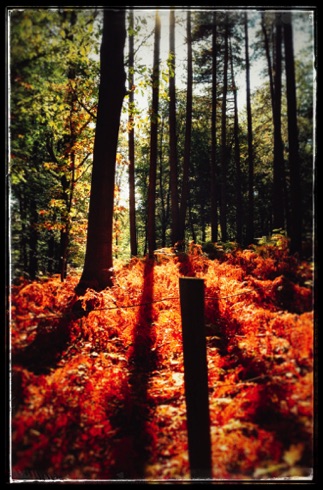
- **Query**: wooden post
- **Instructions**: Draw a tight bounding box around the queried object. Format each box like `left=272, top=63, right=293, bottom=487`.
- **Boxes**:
left=179, top=277, right=212, bottom=480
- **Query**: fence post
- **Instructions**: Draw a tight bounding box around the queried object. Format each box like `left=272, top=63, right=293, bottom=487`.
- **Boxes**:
left=179, top=277, right=212, bottom=480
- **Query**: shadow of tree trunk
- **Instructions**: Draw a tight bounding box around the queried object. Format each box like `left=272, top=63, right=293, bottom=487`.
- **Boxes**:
left=11, top=295, right=82, bottom=376
left=109, top=259, right=158, bottom=479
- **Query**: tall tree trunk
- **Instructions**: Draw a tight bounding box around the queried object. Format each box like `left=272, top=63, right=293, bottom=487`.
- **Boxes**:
left=179, top=10, right=192, bottom=246
left=261, top=13, right=275, bottom=115
left=230, top=39, right=243, bottom=244
left=220, top=14, right=229, bottom=242
left=283, top=11, right=302, bottom=254
left=188, top=199, right=197, bottom=243
left=158, top=116, right=168, bottom=247
left=210, top=11, right=218, bottom=243
left=272, top=13, right=285, bottom=230
left=128, top=10, right=138, bottom=257
left=262, top=13, right=286, bottom=233
left=168, top=8, right=180, bottom=246
left=60, top=151, right=74, bottom=281
left=60, top=10, right=77, bottom=281
left=147, top=10, right=161, bottom=257
left=28, top=198, right=38, bottom=279
left=245, top=12, right=254, bottom=245
left=76, top=10, right=126, bottom=293
left=47, top=230, right=56, bottom=274
left=19, top=192, right=28, bottom=274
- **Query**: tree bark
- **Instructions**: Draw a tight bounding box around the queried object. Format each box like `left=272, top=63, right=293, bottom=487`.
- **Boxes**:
left=76, top=10, right=126, bottom=293
left=158, top=116, right=169, bottom=247
left=128, top=10, right=138, bottom=257
left=210, top=11, right=218, bottom=243
left=261, top=13, right=275, bottom=115
left=283, top=11, right=302, bottom=254
left=245, top=12, right=254, bottom=245
left=230, top=39, right=243, bottom=244
left=220, top=14, right=229, bottom=242
left=179, top=10, right=192, bottom=246
left=147, top=10, right=161, bottom=257
left=168, top=8, right=180, bottom=246
left=272, top=13, right=285, bottom=230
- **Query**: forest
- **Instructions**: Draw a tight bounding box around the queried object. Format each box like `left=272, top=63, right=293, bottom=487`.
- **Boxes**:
left=8, top=7, right=316, bottom=483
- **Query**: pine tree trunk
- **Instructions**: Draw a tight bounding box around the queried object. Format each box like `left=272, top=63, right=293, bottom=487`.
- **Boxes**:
left=245, top=12, right=254, bottom=245
left=76, top=10, right=126, bottom=293
left=60, top=11, right=77, bottom=281
left=169, top=8, right=180, bottom=246
left=220, top=15, right=229, bottom=242
left=128, top=10, right=138, bottom=257
left=179, top=11, right=192, bottom=245
left=272, top=14, right=285, bottom=230
left=283, top=12, right=302, bottom=254
left=158, top=116, right=168, bottom=247
left=261, top=13, right=275, bottom=115
left=147, top=10, right=161, bottom=257
left=230, top=40, right=243, bottom=244
left=210, top=11, right=218, bottom=243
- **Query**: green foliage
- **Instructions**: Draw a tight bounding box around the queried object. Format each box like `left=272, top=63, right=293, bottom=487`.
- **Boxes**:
left=9, top=8, right=100, bottom=279
left=251, top=229, right=290, bottom=258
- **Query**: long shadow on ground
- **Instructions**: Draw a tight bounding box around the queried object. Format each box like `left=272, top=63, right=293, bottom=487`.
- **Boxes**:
left=109, top=259, right=158, bottom=480
left=11, top=296, right=82, bottom=377
left=205, top=292, right=313, bottom=474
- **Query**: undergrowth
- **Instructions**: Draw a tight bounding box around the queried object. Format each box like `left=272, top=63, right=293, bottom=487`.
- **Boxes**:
left=9, top=245, right=315, bottom=482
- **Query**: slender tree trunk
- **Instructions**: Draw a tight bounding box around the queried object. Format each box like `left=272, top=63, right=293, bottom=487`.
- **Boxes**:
left=19, top=192, right=28, bottom=274
left=245, top=12, right=254, bottom=245
left=158, top=116, right=168, bottom=247
left=60, top=151, right=75, bottom=281
left=29, top=198, right=38, bottom=279
left=76, top=10, right=126, bottom=293
left=220, top=15, right=229, bottom=242
left=59, top=11, right=77, bottom=281
left=188, top=199, right=196, bottom=243
left=210, top=11, right=218, bottom=243
left=283, top=11, right=302, bottom=254
left=179, top=10, right=192, bottom=245
left=261, top=13, right=275, bottom=115
left=230, top=40, right=243, bottom=244
left=147, top=10, right=161, bottom=257
left=128, top=10, right=138, bottom=257
left=272, top=13, right=285, bottom=230
left=168, top=8, right=180, bottom=246
left=47, top=231, right=55, bottom=274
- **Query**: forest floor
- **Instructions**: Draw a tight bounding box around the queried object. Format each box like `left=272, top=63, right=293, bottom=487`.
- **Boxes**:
left=9, top=243, right=315, bottom=483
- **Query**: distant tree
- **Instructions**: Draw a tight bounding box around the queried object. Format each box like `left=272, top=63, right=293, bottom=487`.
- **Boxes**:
left=271, top=13, right=286, bottom=230
left=179, top=10, right=193, bottom=244
left=157, top=113, right=169, bottom=247
left=168, top=8, right=180, bottom=246
left=230, top=39, right=243, bottom=244
left=147, top=10, right=161, bottom=257
left=219, top=13, right=229, bottom=242
left=210, top=11, right=218, bottom=243
left=76, top=10, right=126, bottom=293
left=244, top=11, right=254, bottom=245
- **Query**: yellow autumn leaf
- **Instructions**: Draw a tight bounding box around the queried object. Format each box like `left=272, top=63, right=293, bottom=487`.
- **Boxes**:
left=283, top=443, right=304, bottom=466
